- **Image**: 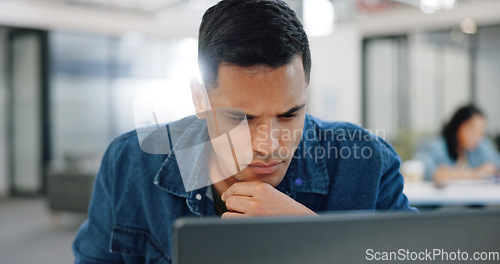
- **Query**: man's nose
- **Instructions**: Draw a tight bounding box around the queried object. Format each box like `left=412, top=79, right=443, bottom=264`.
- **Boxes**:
left=252, top=122, right=279, bottom=157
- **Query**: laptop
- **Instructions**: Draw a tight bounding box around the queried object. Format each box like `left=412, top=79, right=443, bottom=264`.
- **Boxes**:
left=173, top=210, right=500, bottom=264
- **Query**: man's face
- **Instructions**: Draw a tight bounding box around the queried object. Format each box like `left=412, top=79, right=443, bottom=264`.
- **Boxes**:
left=205, top=56, right=308, bottom=187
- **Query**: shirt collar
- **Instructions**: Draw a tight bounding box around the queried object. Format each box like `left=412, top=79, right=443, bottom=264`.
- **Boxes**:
left=153, top=116, right=207, bottom=197
left=153, top=115, right=330, bottom=201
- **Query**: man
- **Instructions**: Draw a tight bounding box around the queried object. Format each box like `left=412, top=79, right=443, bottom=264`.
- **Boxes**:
left=73, top=0, right=415, bottom=263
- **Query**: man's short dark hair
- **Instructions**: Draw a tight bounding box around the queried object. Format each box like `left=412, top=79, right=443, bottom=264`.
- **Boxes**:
left=198, top=0, right=311, bottom=88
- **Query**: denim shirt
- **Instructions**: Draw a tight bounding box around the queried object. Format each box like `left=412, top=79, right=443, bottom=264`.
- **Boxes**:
left=73, top=115, right=415, bottom=264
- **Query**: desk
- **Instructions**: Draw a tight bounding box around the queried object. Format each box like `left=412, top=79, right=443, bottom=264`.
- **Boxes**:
left=404, top=181, right=500, bottom=207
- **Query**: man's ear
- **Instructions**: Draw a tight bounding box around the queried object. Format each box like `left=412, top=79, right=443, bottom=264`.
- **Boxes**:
left=190, top=77, right=210, bottom=119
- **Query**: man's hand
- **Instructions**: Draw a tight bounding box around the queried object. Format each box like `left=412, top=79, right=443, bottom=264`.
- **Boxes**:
left=220, top=182, right=317, bottom=218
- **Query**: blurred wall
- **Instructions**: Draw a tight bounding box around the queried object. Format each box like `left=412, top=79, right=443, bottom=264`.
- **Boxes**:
left=308, top=25, right=362, bottom=124
left=49, top=33, right=113, bottom=170
left=409, top=32, right=471, bottom=135
left=0, top=0, right=201, bottom=38
left=476, top=27, right=500, bottom=134
left=11, top=33, right=43, bottom=193
left=359, top=1, right=500, bottom=143
left=48, top=33, right=197, bottom=173
left=0, top=28, right=8, bottom=197
left=357, top=1, right=500, bottom=37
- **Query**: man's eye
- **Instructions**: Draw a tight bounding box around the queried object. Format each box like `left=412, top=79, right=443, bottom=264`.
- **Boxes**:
left=227, top=116, right=245, bottom=122
left=280, top=113, right=299, bottom=120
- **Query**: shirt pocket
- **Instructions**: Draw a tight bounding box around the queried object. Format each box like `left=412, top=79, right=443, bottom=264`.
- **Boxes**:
left=111, top=225, right=171, bottom=264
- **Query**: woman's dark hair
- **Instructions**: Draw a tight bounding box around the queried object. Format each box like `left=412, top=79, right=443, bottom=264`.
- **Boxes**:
left=442, top=105, right=484, bottom=161
left=198, top=0, right=311, bottom=88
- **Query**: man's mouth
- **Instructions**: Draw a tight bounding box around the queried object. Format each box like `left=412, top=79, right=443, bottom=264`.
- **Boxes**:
left=247, top=161, right=283, bottom=174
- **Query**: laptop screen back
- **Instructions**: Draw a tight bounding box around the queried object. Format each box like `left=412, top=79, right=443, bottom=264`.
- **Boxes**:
left=173, top=210, right=500, bottom=264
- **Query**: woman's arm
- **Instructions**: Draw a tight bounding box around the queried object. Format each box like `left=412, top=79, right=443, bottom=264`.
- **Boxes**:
left=434, top=163, right=498, bottom=184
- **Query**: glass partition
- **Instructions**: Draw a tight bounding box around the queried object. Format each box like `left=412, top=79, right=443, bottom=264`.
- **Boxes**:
left=49, top=32, right=197, bottom=173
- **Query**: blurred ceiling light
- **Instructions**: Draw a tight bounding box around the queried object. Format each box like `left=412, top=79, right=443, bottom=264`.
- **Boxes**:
left=303, top=0, right=335, bottom=37
left=460, top=18, right=477, bottom=34
left=419, top=0, right=455, bottom=14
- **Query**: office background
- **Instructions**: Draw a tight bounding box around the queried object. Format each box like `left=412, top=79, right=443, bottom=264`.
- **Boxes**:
left=0, top=0, right=500, bottom=263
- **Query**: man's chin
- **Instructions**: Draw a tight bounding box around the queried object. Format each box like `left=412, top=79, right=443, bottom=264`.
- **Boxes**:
left=233, top=172, right=285, bottom=187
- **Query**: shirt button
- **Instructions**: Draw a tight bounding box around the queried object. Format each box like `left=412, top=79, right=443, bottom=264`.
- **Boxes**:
left=195, top=194, right=202, bottom=200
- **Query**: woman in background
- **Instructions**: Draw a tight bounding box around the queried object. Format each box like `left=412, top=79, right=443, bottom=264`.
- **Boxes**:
left=414, top=105, right=500, bottom=184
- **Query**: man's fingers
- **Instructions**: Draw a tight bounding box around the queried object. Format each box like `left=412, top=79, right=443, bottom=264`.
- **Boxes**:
left=221, top=212, right=247, bottom=219
left=225, top=195, right=252, bottom=213
left=221, top=182, right=261, bottom=201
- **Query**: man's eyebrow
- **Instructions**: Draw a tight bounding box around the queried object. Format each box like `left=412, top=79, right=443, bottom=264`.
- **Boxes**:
left=222, top=104, right=306, bottom=119
left=278, top=104, right=306, bottom=117
left=223, top=109, right=246, bottom=117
